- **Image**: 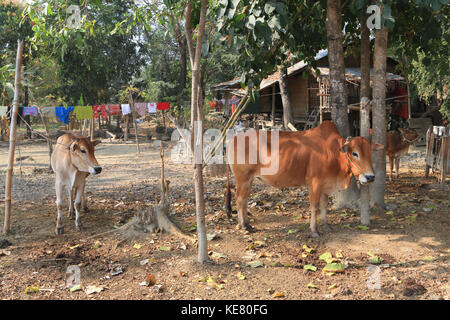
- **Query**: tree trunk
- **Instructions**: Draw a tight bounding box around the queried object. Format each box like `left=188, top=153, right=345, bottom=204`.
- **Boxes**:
left=129, top=97, right=140, bottom=154
left=359, top=14, right=371, bottom=225
left=326, top=0, right=359, bottom=209
left=38, top=108, right=53, bottom=169
left=185, top=0, right=208, bottom=263
left=24, top=86, right=31, bottom=139
left=278, top=66, right=294, bottom=129
left=370, top=27, right=388, bottom=208
left=3, top=40, right=23, bottom=234
left=326, top=0, right=350, bottom=137
left=178, top=38, right=187, bottom=105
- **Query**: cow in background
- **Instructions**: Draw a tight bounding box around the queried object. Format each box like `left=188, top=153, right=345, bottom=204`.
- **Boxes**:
left=51, top=133, right=102, bottom=235
left=386, top=128, right=420, bottom=181
left=226, top=121, right=383, bottom=238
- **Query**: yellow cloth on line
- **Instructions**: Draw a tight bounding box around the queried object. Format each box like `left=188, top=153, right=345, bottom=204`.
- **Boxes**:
left=73, top=106, right=93, bottom=120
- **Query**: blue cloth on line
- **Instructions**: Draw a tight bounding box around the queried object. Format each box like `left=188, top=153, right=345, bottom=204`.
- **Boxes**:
left=55, top=106, right=74, bottom=124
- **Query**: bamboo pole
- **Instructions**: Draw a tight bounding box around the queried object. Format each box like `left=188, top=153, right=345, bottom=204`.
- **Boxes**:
left=3, top=40, right=24, bottom=234
left=203, top=95, right=250, bottom=167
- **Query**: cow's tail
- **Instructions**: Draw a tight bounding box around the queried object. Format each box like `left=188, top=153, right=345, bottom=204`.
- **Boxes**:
left=225, top=164, right=232, bottom=219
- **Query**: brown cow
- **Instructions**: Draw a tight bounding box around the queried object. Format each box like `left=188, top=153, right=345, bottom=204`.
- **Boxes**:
left=0, top=116, right=9, bottom=141
left=386, top=128, right=420, bottom=181
left=51, top=133, right=102, bottom=235
left=226, top=121, right=383, bottom=237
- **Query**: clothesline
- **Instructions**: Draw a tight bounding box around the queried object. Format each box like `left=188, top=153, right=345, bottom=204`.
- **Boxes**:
left=0, top=102, right=171, bottom=125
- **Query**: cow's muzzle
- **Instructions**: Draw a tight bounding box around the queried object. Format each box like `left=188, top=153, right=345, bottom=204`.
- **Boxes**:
left=94, top=166, right=102, bottom=174
left=365, top=174, right=375, bottom=183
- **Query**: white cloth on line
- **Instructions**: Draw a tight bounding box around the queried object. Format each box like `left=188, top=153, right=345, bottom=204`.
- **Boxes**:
left=121, top=104, right=131, bottom=115
left=147, top=102, right=157, bottom=113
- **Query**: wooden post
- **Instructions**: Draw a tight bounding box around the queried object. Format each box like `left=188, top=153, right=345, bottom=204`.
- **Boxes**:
left=3, top=40, right=24, bottom=234
left=440, top=129, right=449, bottom=185
left=89, top=114, right=94, bottom=141
left=124, top=114, right=129, bottom=141
left=271, top=85, right=276, bottom=126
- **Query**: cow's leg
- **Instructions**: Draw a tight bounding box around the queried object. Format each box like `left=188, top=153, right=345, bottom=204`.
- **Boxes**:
left=308, top=186, right=321, bottom=238
left=74, top=185, right=84, bottom=232
left=388, top=156, right=394, bottom=181
left=55, top=180, right=65, bottom=235
left=319, top=193, right=331, bottom=232
left=235, top=177, right=254, bottom=230
left=395, top=157, right=400, bottom=179
left=68, top=187, right=75, bottom=219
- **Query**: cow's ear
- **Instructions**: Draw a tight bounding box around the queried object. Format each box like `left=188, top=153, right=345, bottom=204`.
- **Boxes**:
left=93, top=140, right=101, bottom=146
left=340, top=137, right=352, bottom=153
left=372, top=143, right=384, bottom=150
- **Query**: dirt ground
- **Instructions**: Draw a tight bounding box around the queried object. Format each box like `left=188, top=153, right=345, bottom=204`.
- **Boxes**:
left=0, top=136, right=448, bottom=300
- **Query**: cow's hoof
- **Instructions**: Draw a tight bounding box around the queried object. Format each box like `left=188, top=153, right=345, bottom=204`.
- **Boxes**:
left=321, top=224, right=332, bottom=232
left=68, top=211, right=74, bottom=219
left=311, top=231, right=320, bottom=238
left=55, top=226, right=64, bottom=235
left=76, top=223, right=83, bottom=232
left=83, top=207, right=89, bottom=213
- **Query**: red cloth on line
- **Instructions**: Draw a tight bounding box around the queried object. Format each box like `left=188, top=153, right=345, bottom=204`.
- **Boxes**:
left=209, top=100, right=217, bottom=108
left=157, top=102, right=170, bottom=111
left=108, top=104, right=120, bottom=115
left=93, top=105, right=107, bottom=119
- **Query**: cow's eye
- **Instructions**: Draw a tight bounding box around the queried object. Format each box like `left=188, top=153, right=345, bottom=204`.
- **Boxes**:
left=81, top=149, right=87, bottom=154
left=352, top=152, right=359, bottom=158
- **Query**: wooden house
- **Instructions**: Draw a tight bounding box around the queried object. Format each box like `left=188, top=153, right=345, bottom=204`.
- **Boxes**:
left=212, top=49, right=410, bottom=135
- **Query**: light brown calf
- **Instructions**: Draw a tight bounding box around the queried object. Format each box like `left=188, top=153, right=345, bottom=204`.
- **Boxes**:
left=51, top=133, right=102, bottom=234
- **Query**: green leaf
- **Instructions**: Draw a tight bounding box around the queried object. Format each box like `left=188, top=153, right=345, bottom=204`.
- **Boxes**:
left=287, top=229, right=298, bottom=235
left=356, top=225, right=369, bottom=230
left=319, top=252, right=333, bottom=262
left=322, top=263, right=345, bottom=273
left=159, top=246, right=171, bottom=251
left=303, top=264, right=317, bottom=272
left=247, top=260, right=264, bottom=268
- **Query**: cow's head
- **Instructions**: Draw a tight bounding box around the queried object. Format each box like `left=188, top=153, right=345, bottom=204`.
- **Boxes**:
left=69, top=136, right=102, bottom=175
left=341, top=136, right=383, bottom=185
left=399, top=127, right=420, bottom=144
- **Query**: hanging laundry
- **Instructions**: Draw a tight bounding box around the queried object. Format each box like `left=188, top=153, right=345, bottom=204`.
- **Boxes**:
left=209, top=100, right=217, bottom=108
left=157, top=102, right=170, bottom=111
left=93, top=105, right=107, bottom=119
left=147, top=102, right=157, bottom=113
left=73, top=106, right=93, bottom=120
left=40, top=107, right=56, bottom=117
left=0, top=106, right=8, bottom=117
left=55, top=106, right=74, bottom=124
left=108, top=104, right=120, bottom=115
left=121, top=104, right=131, bottom=115
left=134, top=102, right=147, bottom=117
left=23, top=106, right=39, bottom=117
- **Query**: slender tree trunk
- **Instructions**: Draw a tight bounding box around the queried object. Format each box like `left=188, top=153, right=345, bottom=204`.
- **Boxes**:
left=370, top=27, right=388, bottom=208
left=185, top=0, right=208, bottom=263
left=38, top=108, right=53, bottom=169
left=326, top=0, right=359, bottom=209
left=24, top=86, right=31, bottom=139
left=359, top=14, right=371, bottom=225
left=178, top=38, right=187, bottom=105
left=129, top=96, right=140, bottom=154
left=90, top=115, right=95, bottom=142
left=278, top=66, right=294, bottom=129
left=3, top=40, right=23, bottom=234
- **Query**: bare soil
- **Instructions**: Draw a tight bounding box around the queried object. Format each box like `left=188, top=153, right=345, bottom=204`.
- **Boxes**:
left=0, top=138, right=448, bottom=300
